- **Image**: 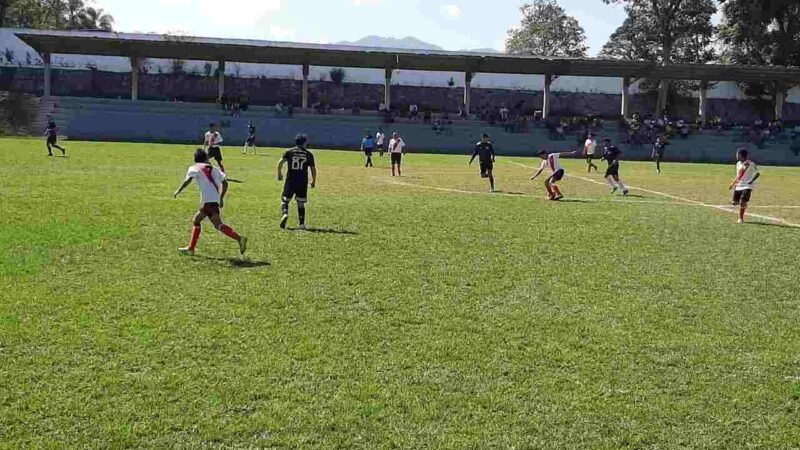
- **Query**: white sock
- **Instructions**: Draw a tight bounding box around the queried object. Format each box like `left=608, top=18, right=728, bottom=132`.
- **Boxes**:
left=605, top=177, right=617, bottom=189
left=618, top=180, right=628, bottom=191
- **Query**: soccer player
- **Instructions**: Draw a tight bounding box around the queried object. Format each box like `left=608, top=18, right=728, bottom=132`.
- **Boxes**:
left=45, top=115, right=66, bottom=157
left=388, top=132, right=406, bottom=177
left=173, top=149, right=247, bottom=256
left=530, top=149, right=577, bottom=200
left=600, top=138, right=629, bottom=196
left=376, top=128, right=386, bottom=157
left=277, top=134, right=317, bottom=230
left=468, top=133, right=496, bottom=192
left=729, top=148, right=761, bottom=224
left=583, top=132, right=598, bottom=173
left=242, top=122, right=257, bottom=155
left=203, top=123, right=225, bottom=173
left=361, top=131, right=376, bottom=167
left=652, top=136, right=666, bottom=174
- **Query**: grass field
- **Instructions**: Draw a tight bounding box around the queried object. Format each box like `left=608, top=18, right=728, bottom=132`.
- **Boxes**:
left=2, top=137, right=800, bottom=449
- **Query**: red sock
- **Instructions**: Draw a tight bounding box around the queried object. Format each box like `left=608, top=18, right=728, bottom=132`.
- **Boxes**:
left=189, top=225, right=201, bottom=250
left=219, top=224, right=240, bottom=241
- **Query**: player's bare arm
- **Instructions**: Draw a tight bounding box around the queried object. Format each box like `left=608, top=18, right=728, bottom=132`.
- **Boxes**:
left=310, top=166, right=318, bottom=189
left=173, top=177, right=193, bottom=198
left=220, top=180, right=229, bottom=207
left=277, top=158, right=286, bottom=181
left=531, top=168, right=544, bottom=180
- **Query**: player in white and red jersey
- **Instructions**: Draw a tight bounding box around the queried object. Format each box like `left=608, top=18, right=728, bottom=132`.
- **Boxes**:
left=173, top=149, right=247, bottom=256
left=203, top=123, right=226, bottom=173
left=728, top=148, right=761, bottom=224
left=530, top=149, right=577, bottom=200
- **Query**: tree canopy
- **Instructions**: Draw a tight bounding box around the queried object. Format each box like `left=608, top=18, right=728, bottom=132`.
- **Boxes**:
left=0, top=0, right=114, bottom=30
left=506, top=0, right=588, bottom=58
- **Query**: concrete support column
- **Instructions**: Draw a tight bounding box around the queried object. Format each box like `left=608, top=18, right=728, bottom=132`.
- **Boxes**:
left=621, top=77, right=631, bottom=119
left=384, top=68, right=392, bottom=109
left=217, top=60, right=226, bottom=101
left=656, top=80, right=669, bottom=116
left=43, top=52, right=52, bottom=97
left=542, top=74, right=552, bottom=119
left=131, top=56, right=140, bottom=101
left=464, top=71, right=473, bottom=115
left=698, top=81, right=709, bottom=126
left=301, top=64, right=310, bottom=110
left=775, top=85, right=785, bottom=121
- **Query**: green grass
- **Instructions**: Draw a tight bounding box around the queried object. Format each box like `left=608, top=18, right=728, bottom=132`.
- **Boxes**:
left=1, top=137, right=800, bottom=449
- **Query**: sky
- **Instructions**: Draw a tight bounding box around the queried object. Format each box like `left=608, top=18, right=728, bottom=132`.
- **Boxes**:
left=98, top=0, right=629, bottom=56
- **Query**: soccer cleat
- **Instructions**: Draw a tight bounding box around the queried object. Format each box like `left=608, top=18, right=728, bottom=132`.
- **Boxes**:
left=553, top=195, right=563, bottom=201
left=737, top=219, right=745, bottom=224
left=299, top=224, right=307, bottom=230
left=279, top=214, right=289, bottom=229
left=490, top=188, right=495, bottom=193
left=238, top=236, right=248, bottom=256
left=178, top=247, right=195, bottom=256
left=610, top=187, right=618, bottom=195
left=623, top=190, right=629, bottom=196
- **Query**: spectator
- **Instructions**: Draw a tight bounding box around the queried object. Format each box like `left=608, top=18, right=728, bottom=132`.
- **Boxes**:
left=500, top=106, right=509, bottom=122
left=378, top=102, right=387, bottom=112
left=458, top=103, right=467, bottom=119
left=409, top=104, right=419, bottom=120
left=423, top=110, right=432, bottom=124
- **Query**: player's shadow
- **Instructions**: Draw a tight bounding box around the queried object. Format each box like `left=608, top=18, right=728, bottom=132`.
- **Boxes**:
left=494, top=190, right=527, bottom=196
left=623, top=194, right=647, bottom=198
left=287, top=227, right=358, bottom=235
left=556, top=199, right=592, bottom=204
left=747, top=222, right=798, bottom=230
left=193, top=255, right=271, bottom=268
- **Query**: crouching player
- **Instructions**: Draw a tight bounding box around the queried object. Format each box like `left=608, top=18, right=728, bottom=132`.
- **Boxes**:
left=278, top=134, right=317, bottom=230
left=729, top=148, right=761, bottom=224
left=173, top=149, right=248, bottom=256
left=531, top=149, right=577, bottom=200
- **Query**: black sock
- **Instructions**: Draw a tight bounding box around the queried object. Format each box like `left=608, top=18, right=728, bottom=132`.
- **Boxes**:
left=298, top=203, right=306, bottom=225
left=281, top=202, right=289, bottom=216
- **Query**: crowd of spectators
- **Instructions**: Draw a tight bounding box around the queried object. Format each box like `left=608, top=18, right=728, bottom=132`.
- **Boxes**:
left=218, top=94, right=249, bottom=117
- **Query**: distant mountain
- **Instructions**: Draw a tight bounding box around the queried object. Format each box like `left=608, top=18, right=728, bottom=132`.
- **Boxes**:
left=462, top=48, right=502, bottom=54
left=336, top=36, right=444, bottom=51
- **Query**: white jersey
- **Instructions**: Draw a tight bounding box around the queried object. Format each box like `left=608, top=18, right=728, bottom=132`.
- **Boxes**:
left=584, top=138, right=597, bottom=155
left=376, top=132, right=384, bottom=146
left=540, top=153, right=563, bottom=173
left=204, top=131, right=224, bottom=147
left=734, top=160, right=759, bottom=191
left=187, top=163, right=226, bottom=204
left=389, top=138, right=405, bottom=153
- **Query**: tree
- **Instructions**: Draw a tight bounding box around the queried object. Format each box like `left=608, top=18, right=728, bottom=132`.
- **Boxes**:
left=719, top=0, right=800, bottom=115
left=505, top=0, right=588, bottom=57
left=329, top=67, right=347, bottom=85
left=81, top=6, right=113, bottom=30
left=601, top=0, right=717, bottom=114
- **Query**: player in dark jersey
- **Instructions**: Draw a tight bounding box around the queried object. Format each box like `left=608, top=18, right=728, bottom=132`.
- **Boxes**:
left=45, top=116, right=66, bottom=156
left=600, top=138, right=629, bottom=195
left=468, top=133, right=496, bottom=192
left=652, top=136, right=665, bottom=174
left=277, top=134, right=317, bottom=230
left=242, top=122, right=257, bottom=155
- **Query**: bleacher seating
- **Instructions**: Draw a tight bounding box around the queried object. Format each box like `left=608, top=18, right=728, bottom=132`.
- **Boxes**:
left=42, top=97, right=800, bottom=166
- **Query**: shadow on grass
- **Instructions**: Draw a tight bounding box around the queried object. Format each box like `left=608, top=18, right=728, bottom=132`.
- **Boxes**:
left=555, top=199, right=593, bottom=204
left=287, top=227, right=358, bottom=235
left=192, top=255, right=271, bottom=268
left=226, top=178, right=246, bottom=184
left=494, top=190, right=527, bottom=196
left=623, top=194, right=647, bottom=198
left=747, top=221, right=798, bottom=230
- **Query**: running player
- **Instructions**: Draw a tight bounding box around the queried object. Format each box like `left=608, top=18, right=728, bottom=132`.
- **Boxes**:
left=388, top=132, right=406, bottom=177
left=361, top=131, right=375, bottom=168
left=203, top=123, right=225, bottom=173
left=242, top=122, right=257, bottom=155
left=468, top=133, right=496, bottom=192
left=583, top=133, right=598, bottom=173
left=729, top=148, right=761, bottom=224
left=278, top=134, right=317, bottom=230
left=652, top=136, right=666, bottom=174
left=45, top=115, right=66, bottom=157
left=600, top=138, right=629, bottom=196
left=530, top=149, right=577, bottom=200
left=173, top=149, right=247, bottom=256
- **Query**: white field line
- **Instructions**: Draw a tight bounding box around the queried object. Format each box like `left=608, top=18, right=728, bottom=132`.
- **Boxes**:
left=378, top=177, right=718, bottom=207
left=508, top=161, right=800, bottom=228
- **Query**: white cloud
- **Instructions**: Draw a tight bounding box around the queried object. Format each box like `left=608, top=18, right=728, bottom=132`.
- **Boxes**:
left=268, top=25, right=296, bottom=41
left=440, top=4, right=461, bottom=20
left=199, top=0, right=283, bottom=26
